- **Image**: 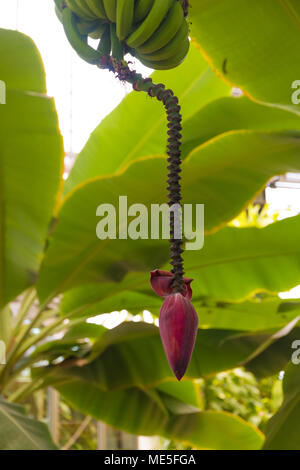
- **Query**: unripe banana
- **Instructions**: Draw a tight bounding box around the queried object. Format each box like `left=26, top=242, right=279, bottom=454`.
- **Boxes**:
left=110, top=23, right=124, bottom=60
left=85, top=0, right=107, bottom=19
left=138, top=18, right=188, bottom=62
left=56, top=0, right=190, bottom=70
left=66, top=0, right=95, bottom=20
left=54, top=0, right=64, bottom=12
left=62, top=7, right=102, bottom=64
left=55, top=5, right=63, bottom=22
left=137, top=1, right=184, bottom=54
left=127, top=0, right=174, bottom=48
left=89, top=23, right=106, bottom=39
left=134, top=0, right=154, bottom=23
left=74, top=0, right=97, bottom=18
left=103, top=0, right=117, bottom=22
left=116, top=0, right=134, bottom=41
left=137, top=37, right=190, bottom=69
left=97, top=23, right=111, bottom=54
left=77, top=18, right=104, bottom=35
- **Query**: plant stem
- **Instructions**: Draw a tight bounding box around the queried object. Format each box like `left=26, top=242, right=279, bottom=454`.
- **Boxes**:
left=13, top=310, right=61, bottom=360
left=10, top=287, right=36, bottom=342
left=0, top=301, right=50, bottom=386
left=2, top=314, right=89, bottom=393
left=61, top=416, right=92, bottom=450
left=7, top=378, right=44, bottom=403
left=11, top=309, right=91, bottom=366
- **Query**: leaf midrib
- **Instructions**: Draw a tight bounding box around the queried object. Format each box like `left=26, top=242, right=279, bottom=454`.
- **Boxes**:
left=187, top=248, right=300, bottom=271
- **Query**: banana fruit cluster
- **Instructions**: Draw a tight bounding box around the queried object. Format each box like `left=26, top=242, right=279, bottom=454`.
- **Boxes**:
left=55, top=0, right=190, bottom=70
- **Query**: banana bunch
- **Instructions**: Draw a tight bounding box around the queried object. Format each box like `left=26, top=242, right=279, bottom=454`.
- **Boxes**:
left=55, top=0, right=190, bottom=69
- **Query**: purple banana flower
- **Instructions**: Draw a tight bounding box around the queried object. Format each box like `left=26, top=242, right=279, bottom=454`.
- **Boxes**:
left=150, top=269, right=193, bottom=300
left=150, top=270, right=198, bottom=380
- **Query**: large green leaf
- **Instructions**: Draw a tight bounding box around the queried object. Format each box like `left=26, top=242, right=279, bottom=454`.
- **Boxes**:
left=60, top=277, right=300, bottom=332
left=246, top=327, right=300, bottom=378
left=182, top=215, right=300, bottom=300
left=197, top=298, right=300, bottom=332
left=183, top=130, right=300, bottom=231
left=0, top=29, right=63, bottom=306
left=37, top=157, right=169, bottom=303
left=57, top=380, right=169, bottom=436
left=39, top=208, right=300, bottom=303
left=264, top=363, right=300, bottom=449
left=156, top=380, right=203, bottom=413
left=63, top=44, right=231, bottom=194
left=0, top=395, right=56, bottom=450
left=164, top=411, right=264, bottom=450
left=63, top=321, right=106, bottom=341
left=39, top=322, right=296, bottom=391
left=57, top=380, right=263, bottom=449
left=0, top=29, right=45, bottom=93
left=181, top=96, right=300, bottom=157
left=190, top=0, right=300, bottom=112
left=60, top=273, right=162, bottom=318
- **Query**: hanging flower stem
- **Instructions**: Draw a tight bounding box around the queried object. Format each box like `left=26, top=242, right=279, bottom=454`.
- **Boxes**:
left=99, top=57, right=185, bottom=293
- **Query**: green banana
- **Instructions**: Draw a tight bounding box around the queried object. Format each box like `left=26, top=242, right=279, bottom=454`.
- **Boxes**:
left=110, top=23, right=124, bottom=60
left=57, top=0, right=191, bottom=71
left=127, top=0, right=174, bottom=48
left=116, top=0, right=135, bottom=40
left=137, top=0, right=183, bottom=54
left=134, top=0, right=154, bottom=23
left=85, top=0, right=107, bottom=19
left=62, top=7, right=102, bottom=64
left=77, top=18, right=103, bottom=35
left=137, top=37, right=190, bottom=69
left=54, top=0, right=64, bottom=11
left=74, top=0, right=98, bottom=18
left=65, top=0, right=95, bottom=19
left=138, top=18, right=188, bottom=61
left=55, top=6, right=63, bottom=23
left=89, top=23, right=106, bottom=38
left=103, top=0, right=117, bottom=22
left=97, top=23, right=111, bottom=54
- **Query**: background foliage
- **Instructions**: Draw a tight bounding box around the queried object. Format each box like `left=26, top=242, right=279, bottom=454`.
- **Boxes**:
left=0, top=0, right=300, bottom=450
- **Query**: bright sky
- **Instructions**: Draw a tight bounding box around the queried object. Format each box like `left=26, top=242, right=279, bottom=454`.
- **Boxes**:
left=0, top=0, right=150, bottom=153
